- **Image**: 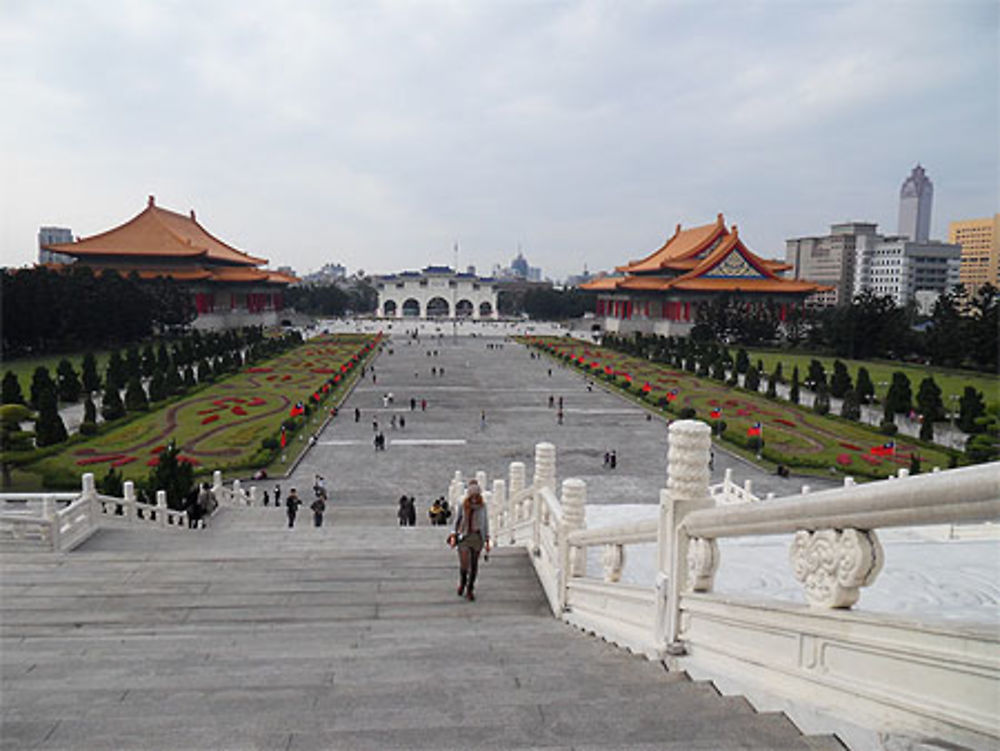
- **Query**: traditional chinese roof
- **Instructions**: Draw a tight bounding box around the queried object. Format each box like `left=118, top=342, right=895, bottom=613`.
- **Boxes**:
left=43, top=196, right=269, bottom=266
left=583, top=217, right=830, bottom=296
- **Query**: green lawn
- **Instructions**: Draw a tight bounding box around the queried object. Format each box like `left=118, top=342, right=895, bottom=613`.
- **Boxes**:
left=744, top=349, right=1000, bottom=410
left=22, top=334, right=377, bottom=489
left=2, top=350, right=113, bottom=396
left=525, top=337, right=958, bottom=481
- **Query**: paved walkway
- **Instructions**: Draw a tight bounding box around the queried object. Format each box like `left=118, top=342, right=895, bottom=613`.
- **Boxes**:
left=285, top=334, right=838, bottom=516
left=1, top=507, right=841, bottom=750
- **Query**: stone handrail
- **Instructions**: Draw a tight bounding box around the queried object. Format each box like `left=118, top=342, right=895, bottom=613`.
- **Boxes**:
left=457, top=422, right=1000, bottom=749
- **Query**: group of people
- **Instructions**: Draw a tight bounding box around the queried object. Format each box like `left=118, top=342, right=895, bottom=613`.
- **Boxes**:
left=603, top=450, right=618, bottom=469
left=428, top=496, right=452, bottom=525
left=283, top=486, right=328, bottom=528
left=185, top=482, right=218, bottom=529
left=397, top=495, right=417, bottom=526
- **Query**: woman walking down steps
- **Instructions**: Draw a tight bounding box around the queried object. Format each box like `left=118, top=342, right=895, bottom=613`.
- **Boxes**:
left=449, top=479, right=490, bottom=601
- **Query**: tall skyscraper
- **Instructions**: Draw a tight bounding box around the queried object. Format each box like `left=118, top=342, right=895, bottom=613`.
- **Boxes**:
left=898, top=164, right=933, bottom=242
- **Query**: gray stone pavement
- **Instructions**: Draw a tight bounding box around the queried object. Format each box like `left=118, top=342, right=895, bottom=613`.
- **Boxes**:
left=1, top=507, right=839, bottom=750
left=286, top=334, right=838, bottom=515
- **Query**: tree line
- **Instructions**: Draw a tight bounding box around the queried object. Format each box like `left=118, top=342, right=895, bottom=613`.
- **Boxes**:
left=601, top=332, right=996, bottom=463
left=1, top=265, right=195, bottom=358
left=691, top=286, right=998, bottom=373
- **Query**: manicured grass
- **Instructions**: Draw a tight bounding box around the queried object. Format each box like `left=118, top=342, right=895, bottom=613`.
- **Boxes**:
left=524, top=337, right=957, bottom=481
left=24, top=334, right=377, bottom=488
left=2, top=350, right=112, bottom=397
left=744, top=349, right=1000, bottom=410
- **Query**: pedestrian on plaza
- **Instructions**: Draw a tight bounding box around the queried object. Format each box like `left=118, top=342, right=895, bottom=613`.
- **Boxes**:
left=398, top=495, right=409, bottom=526
left=429, top=497, right=445, bottom=525
left=390, top=414, right=397, bottom=430
left=274, top=484, right=282, bottom=507
left=354, top=407, right=361, bottom=423
left=449, top=480, right=490, bottom=602
left=421, top=399, right=427, bottom=411
left=603, top=451, right=610, bottom=469
left=399, top=415, right=406, bottom=430
left=407, top=496, right=417, bottom=526
left=410, top=398, right=416, bottom=411
left=186, top=487, right=202, bottom=529
left=480, top=410, right=487, bottom=430
left=431, top=366, right=437, bottom=376
left=548, top=368, right=552, bottom=377
left=286, top=489, right=302, bottom=529
left=557, top=408, right=564, bottom=425
left=311, top=495, right=326, bottom=527
left=610, top=450, right=617, bottom=469
left=558, top=396, right=563, bottom=410
left=548, top=395, right=554, bottom=408
left=263, top=490, right=270, bottom=507
left=373, top=418, right=379, bottom=432
left=439, top=367, right=444, bottom=376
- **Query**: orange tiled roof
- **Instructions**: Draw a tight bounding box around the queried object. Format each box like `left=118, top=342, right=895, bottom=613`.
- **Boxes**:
left=44, top=196, right=268, bottom=266
left=616, top=214, right=730, bottom=273
left=582, top=218, right=830, bottom=296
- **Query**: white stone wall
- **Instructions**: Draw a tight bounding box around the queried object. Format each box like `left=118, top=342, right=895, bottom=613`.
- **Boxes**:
left=376, top=273, right=499, bottom=320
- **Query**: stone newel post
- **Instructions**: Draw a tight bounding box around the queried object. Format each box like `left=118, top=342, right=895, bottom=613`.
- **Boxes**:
left=532, top=443, right=556, bottom=554
left=560, top=478, right=586, bottom=577
left=508, top=462, right=525, bottom=524
left=448, top=471, right=464, bottom=507
left=491, top=478, right=506, bottom=533
left=156, top=490, right=168, bottom=527
left=123, top=481, right=135, bottom=521
left=655, top=419, right=716, bottom=650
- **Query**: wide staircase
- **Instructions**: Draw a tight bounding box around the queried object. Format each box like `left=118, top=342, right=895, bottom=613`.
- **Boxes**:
left=1, top=506, right=843, bottom=750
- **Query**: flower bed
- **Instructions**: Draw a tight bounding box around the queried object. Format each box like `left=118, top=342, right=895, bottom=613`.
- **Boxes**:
left=839, top=442, right=863, bottom=451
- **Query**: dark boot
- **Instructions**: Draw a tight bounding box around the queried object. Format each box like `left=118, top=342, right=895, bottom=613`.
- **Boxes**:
left=457, top=569, right=468, bottom=596
left=466, top=569, right=477, bottom=601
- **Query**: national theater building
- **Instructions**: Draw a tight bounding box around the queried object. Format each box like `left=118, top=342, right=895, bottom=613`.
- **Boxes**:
left=581, top=214, right=829, bottom=336
left=42, top=196, right=297, bottom=330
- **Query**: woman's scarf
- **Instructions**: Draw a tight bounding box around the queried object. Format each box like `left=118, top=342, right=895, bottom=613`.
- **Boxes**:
left=463, top=493, right=484, bottom=535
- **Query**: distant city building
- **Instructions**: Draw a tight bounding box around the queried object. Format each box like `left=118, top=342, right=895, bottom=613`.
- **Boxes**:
left=41, top=196, right=297, bottom=329
left=38, top=226, right=74, bottom=264
left=949, top=214, right=1000, bottom=294
left=785, top=222, right=879, bottom=307
left=301, top=262, right=347, bottom=285
left=494, top=250, right=542, bottom=281
left=374, top=266, right=498, bottom=319
left=853, top=234, right=961, bottom=311
left=565, top=265, right=595, bottom=287
left=582, top=214, right=829, bottom=336
left=898, top=164, right=934, bottom=242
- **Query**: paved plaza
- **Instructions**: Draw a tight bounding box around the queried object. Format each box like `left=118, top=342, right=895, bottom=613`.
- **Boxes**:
left=286, top=333, right=838, bottom=518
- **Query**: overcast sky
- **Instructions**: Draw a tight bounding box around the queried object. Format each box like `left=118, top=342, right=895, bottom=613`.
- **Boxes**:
left=1, top=0, right=996, bottom=280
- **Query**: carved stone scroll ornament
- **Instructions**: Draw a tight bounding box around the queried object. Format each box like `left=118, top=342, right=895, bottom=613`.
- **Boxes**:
left=601, top=544, right=625, bottom=583
left=790, top=528, right=884, bottom=608
left=686, top=537, right=719, bottom=592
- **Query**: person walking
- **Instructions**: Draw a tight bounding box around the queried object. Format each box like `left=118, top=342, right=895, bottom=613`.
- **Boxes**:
left=610, top=450, right=617, bottom=469
left=449, top=480, right=490, bottom=601
left=397, top=495, right=409, bottom=526
left=286, top=489, right=302, bottom=529
left=311, top=495, right=326, bottom=527
left=407, top=496, right=417, bottom=526
left=354, top=407, right=361, bottom=423
left=274, top=484, right=282, bottom=508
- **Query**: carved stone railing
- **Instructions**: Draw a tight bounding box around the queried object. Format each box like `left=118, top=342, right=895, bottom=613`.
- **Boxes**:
left=452, top=422, right=1000, bottom=749
left=0, top=471, right=254, bottom=552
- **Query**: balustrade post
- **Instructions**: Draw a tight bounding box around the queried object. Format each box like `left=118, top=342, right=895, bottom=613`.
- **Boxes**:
left=559, top=478, right=586, bottom=611
left=656, top=420, right=715, bottom=652
left=509, top=462, right=525, bottom=523
left=249, top=486, right=260, bottom=507
left=122, top=481, right=135, bottom=521
left=532, top=443, right=556, bottom=556
left=476, top=470, right=487, bottom=492
left=212, top=471, right=225, bottom=504
left=448, top=471, right=464, bottom=507
left=232, top=479, right=244, bottom=506
left=81, top=472, right=98, bottom=521
left=156, top=490, right=168, bottom=526
left=42, top=495, right=60, bottom=551
left=491, top=479, right=506, bottom=534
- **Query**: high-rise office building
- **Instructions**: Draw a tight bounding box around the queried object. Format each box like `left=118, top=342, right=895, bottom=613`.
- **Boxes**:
left=38, top=226, right=74, bottom=264
left=898, top=164, right=933, bottom=242
left=949, top=214, right=1000, bottom=294
left=785, top=222, right=879, bottom=307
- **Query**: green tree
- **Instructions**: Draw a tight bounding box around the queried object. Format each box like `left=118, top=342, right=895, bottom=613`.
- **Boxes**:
left=813, top=382, right=831, bottom=416
left=916, top=377, right=945, bottom=423
left=125, top=346, right=141, bottom=379
left=807, top=359, right=827, bottom=391
left=919, top=416, right=934, bottom=442
left=165, top=364, right=183, bottom=395
left=735, top=349, right=749, bottom=374
left=855, top=367, right=875, bottom=405
left=789, top=366, right=800, bottom=405
left=840, top=389, right=861, bottom=421
left=0, top=404, right=36, bottom=487
left=30, top=366, right=56, bottom=409
left=146, top=441, right=194, bottom=511
left=141, top=344, right=157, bottom=377
left=744, top=365, right=760, bottom=392
left=124, top=375, right=149, bottom=412
left=105, top=350, right=126, bottom=391
left=81, top=352, right=101, bottom=393
left=2, top=371, right=24, bottom=405
left=148, top=370, right=167, bottom=402
left=958, top=387, right=986, bottom=434
left=885, top=371, right=913, bottom=415
left=56, top=359, right=83, bottom=402
left=98, top=466, right=124, bottom=497
left=100, top=382, right=126, bottom=421
left=34, top=386, right=68, bottom=447
left=829, top=360, right=852, bottom=399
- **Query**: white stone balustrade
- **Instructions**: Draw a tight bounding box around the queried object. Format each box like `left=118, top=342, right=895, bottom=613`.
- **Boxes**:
left=452, top=427, right=1000, bottom=749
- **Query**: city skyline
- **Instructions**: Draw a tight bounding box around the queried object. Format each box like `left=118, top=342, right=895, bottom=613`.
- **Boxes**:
left=1, top=1, right=996, bottom=280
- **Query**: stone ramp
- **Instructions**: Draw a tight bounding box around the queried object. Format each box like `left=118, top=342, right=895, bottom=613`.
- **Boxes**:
left=1, top=508, right=843, bottom=750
